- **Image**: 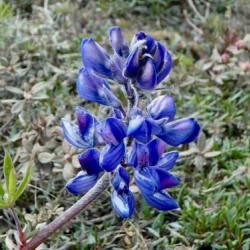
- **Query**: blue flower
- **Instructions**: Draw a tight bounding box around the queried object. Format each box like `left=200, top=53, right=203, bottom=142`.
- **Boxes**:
left=61, top=26, right=201, bottom=219
left=97, top=117, right=127, bottom=146
left=147, top=95, right=176, bottom=120
left=127, top=108, right=152, bottom=144
left=78, top=148, right=102, bottom=175
left=127, top=95, right=200, bottom=146
left=129, top=140, right=180, bottom=210
left=76, top=68, right=122, bottom=108
left=81, top=33, right=127, bottom=85
left=61, top=106, right=100, bottom=149
left=80, top=28, right=172, bottom=90
left=66, top=171, right=99, bottom=195
left=81, top=38, right=113, bottom=79
left=109, top=26, right=129, bottom=58
left=123, top=32, right=173, bottom=89
left=111, top=167, right=134, bottom=218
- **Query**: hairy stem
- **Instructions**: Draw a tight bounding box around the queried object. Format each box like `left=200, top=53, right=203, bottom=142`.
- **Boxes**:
left=10, top=207, right=26, bottom=248
left=22, top=173, right=110, bottom=250
left=124, top=81, right=139, bottom=116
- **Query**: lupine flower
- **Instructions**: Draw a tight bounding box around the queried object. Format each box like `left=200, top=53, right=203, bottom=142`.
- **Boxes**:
left=124, top=32, right=173, bottom=89
left=111, top=167, right=134, bottom=218
left=128, top=139, right=180, bottom=210
left=61, top=26, right=200, bottom=219
left=128, top=95, right=200, bottom=146
left=64, top=116, right=127, bottom=194
left=80, top=27, right=172, bottom=89
left=61, top=107, right=100, bottom=149
left=76, top=68, right=122, bottom=108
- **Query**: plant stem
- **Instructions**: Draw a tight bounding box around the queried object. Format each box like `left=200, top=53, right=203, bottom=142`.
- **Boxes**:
left=22, top=172, right=110, bottom=250
left=10, top=207, right=26, bottom=248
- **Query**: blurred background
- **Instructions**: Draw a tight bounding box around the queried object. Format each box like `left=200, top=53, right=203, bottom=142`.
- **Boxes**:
left=0, top=0, right=249, bottom=249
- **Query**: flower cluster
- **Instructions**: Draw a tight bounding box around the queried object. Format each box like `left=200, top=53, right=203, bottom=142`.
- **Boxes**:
left=61, top=26, right=200, bottom=219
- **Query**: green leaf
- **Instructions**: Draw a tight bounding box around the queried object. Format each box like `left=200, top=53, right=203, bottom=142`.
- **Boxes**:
left=0, top=199, right=9, bottom=209
left=0, top=181, right=4, bottom=198
left=3, top=151, right=14, bottom=193
left=152, top=212, right=165, bottom=231
left=15, top=165, right=32, bottom=200
left=8, top=168, right=16, bottom=199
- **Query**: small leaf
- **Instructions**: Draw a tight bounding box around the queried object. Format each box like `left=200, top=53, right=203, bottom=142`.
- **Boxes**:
left=8, top=168, right=16, bottom=199
left=152, top=212, right=165, bottom=231
left=11, top=101, right=25, bottom=114
left=204, top=151, right=221, bottom=158
left=0, top=199, right=9, bottom=209
left=197, top=131, right=206, bottom=152
left=5, top=86, right=24, bottom=95
left=15, top=165, right=32, bottom=200
left=38, top=152, right=55, bottom=164
left=3, top=151, right=13, bottom=193
left=0, top=181, right=4, bottom=198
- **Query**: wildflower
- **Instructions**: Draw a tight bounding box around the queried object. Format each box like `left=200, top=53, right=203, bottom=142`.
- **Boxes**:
left=123, top=32, right=173, bottom=89
left=128, top=95, right=200, bottom=146
left=111, top=167, right=134, bottom=218
left=80, top=27, right=172, bottom=89
left=128, top=139, right=180, bottom=210
left=61, top=26, right=200, bottom=219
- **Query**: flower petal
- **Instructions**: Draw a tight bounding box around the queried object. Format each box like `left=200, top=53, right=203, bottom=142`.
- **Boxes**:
left=98, top=117, right=127, bottom=145
left=155, top=151, right=179, bottom=170
left=127, top=116, right=152, bottom=144
left=147, top=95, right=176, bottom=120
left=75, top=107, right=94, bottom=137
left=110, top=55, right=127, bottom=84
left=112, top=166, right=130, bottom=191
left=111, top=189, right=134, bottom=219
left=78, top=148, right=102, bottom=175
left=135, top=166, right=179, bottom=195
left=127, top=142, right=137, bottom=167
left=156, top=48, right=173, bottom=84
left=134, top=167, right=158, bottom=195
left=123, top=47, right=141, bottom=78
left=148, top=138, right=167, bottom=166
left=100, top=142, right=125, bottom=172
left=61, top=118, right=92, bottom=148
left=153, top=42, right=165, bottom=72
left=66, top=171, right=98, bottom=195
left=109, top=26, right=129, bottom=57
left=156, top=118, right=200, bottom=146
left=81, top=38, right=112, bottom=79
left=154, top=168, right=180, bottom=190
left=128, top=142, right=149, bottom=168
left=142, top=191, right=179, bottom=210
left=130, top=31, right=146, bottom=48
left=144, top=35, right=156, bottom=53
left=113, top=108, right=124, bottom=119
left=137, top=58, right=157, bottom=90
left=76, top=68, right=121, bottom=108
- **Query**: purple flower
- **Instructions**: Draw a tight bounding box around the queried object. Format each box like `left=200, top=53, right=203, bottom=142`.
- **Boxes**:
left=127, top=96, right=200, bottom=146
left=61, top=107, right=99, bottom=149
left=61, top=26, right=201, bottom=219
left=147, top=95, right=176, bottom=120
left=97, top=117, right=127, bottom=146
left=76, top=68, right=122, bottom=108
left=78, top=148, right=102, bottom=175
left=124, top=32, right=173, bottom=90
left=100, top=142, right=125, bottom=172
left=81, top=38, right=113, bottom=79
left=66, top=171, right=99, bottom=195
left=80, top=28, right=172, bottom=90
left=111, top=167, right=134, bottom=218
left=109, top=26, right=129, bottom=58
left=130, top=140, right=180, bottom=210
